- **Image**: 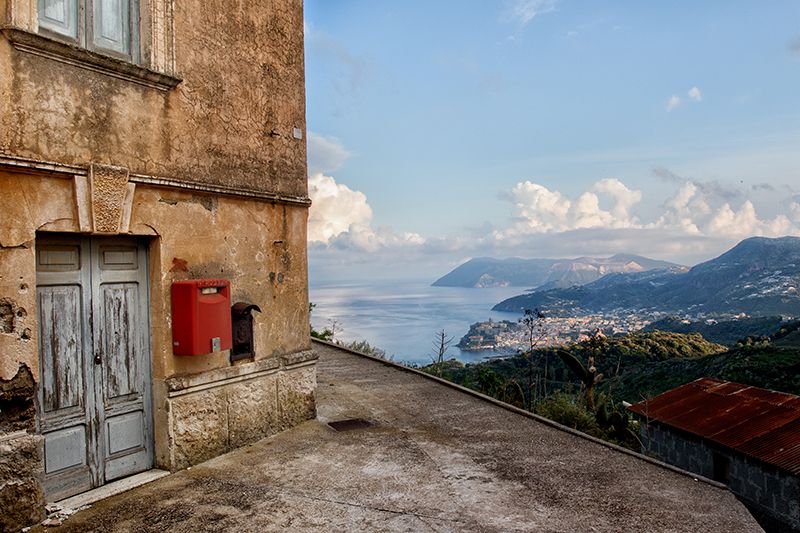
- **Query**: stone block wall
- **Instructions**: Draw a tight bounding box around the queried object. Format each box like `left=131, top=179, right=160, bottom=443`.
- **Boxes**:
left=164, top=352, right=316, bottom=470
left=640, top=420, right=713, bottom=478
left=0, top=432, right=44, bottom=531
left=729, top=455, right=800, bottom=533
left=641, top=420, right=800, bottom=532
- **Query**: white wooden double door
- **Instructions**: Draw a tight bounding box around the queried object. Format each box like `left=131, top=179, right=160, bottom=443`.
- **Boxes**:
left=36, top=235, right=153, bottom=501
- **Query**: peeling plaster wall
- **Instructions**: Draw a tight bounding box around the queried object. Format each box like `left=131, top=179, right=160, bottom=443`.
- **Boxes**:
left=133, top=185, right=312, bottom=380
left=0, top=432, right=45, bottom=531
left=0, top=168, right=314, bottom=502
left=0, top=171, right=311, bottom=384
left=0, top=0, right=311, bottom=523
left=0, top=0, right=308, bottom=197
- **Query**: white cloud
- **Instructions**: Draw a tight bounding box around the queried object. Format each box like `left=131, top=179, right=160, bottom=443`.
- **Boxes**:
left=506, top=178, right=642, bottom=235
left=688, top=86, right=702, bottom=101
left=308, top=174, right=372, bottom=244
left=308, top=173, right=424, bottom=252
left=651, top=178, right=797, bottom=239
left=505, top=0, right=560, bottom=27
left=705, top=202, right=793, bottom=238
left=652, top=182, right=707, bottom=234
left=309, top=167, right=800, bottom=282
left=592, top=178, right=642, bottom=225
left=791, top=202, right=800, bottom=224
left=502, top=176, right=800, bottom=244
left=307, top=132, right=351, bottom=174
left=666, top=95, right=681, bottom=111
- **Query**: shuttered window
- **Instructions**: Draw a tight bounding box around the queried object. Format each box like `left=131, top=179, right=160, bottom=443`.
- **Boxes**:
left=37, top=0, right=138, bottom=61
left=38, top=0, right=79, bottom=39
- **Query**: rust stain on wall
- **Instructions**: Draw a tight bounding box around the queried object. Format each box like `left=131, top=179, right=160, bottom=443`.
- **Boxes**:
left=170, top=257, right=189, bottom=272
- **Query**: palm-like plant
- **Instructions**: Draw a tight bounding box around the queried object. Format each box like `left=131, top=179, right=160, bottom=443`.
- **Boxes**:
left=556, top=329, right=607, bottom=410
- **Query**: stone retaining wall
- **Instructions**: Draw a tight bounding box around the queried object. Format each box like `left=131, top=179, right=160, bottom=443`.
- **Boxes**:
left=164, top=351, right=316, bottom=470
left=641, top=420, right=800, bottom=532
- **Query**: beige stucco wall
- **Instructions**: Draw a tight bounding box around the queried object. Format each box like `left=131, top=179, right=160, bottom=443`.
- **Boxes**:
left=0, top=0, right=307, bottom=197
left=0, top=0, right=312, bottom=525
left=0, top=170, right=310, bottom=383
left=0, top=169, right=316, bottom=474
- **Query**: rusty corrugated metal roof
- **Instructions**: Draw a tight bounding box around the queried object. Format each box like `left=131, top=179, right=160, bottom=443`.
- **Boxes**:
left=628, top=378, right=800, bottom=475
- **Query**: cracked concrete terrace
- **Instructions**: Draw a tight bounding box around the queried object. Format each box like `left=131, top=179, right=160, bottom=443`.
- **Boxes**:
left=32, top=341, right=762, bottom=532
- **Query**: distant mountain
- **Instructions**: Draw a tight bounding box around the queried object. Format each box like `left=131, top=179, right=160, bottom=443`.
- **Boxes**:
left=432, top=254, right=681, bottom=289
left=493, top=236, right=800, bottom=317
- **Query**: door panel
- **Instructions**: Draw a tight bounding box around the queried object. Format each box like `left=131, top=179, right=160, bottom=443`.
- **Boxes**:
left=43, top=426, right=87, bottom=473
left=38, top=286, right=85, bottom=412
left=93, top=239, right=152, bottom=482
left=101, top=283, right=140, bottom=399
left=36, top=236, right=94, bottom=501
left=36, top=235, right=153, bottom=501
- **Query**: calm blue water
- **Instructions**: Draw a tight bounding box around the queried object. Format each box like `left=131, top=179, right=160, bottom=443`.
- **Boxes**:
left=309, top=280, right=524, bottom=365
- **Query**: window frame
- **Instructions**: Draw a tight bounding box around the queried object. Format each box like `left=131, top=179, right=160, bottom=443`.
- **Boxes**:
left=37, top=0, right=140, bottom=64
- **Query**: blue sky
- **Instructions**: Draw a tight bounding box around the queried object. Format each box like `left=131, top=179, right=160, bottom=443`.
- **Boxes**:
left=304, top=1, right=800, bottom=282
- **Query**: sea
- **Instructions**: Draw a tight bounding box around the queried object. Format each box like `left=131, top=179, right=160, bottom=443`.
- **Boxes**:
left=309, top=279, right=526, bottom=366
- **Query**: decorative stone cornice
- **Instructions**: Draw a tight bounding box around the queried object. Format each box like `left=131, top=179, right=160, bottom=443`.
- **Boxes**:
left=0, top=154, right=312, bottom=207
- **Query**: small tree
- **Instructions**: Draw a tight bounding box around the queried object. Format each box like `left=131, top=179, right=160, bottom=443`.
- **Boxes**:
left=556, top=329, right=606, bottom=410
left=519, top=308, right=548, bottom=410
left=309, top=302, right=333, bottom=341
left=327, top=318, right=343, bottom=341
left=430, top=329, right=454, bottom=377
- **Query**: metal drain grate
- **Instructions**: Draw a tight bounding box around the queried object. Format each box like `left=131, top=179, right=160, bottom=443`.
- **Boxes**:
left=327, top=418, right=373, bottom=431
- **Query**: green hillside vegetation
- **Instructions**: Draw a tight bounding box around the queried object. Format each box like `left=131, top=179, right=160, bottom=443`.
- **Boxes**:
left=643, top=316, right=786, bottom=346
left=772, top=321, right=800, bottom=347
left=614, top=344, right=800, bottom=403
left=422, top=324, right=800, bottom=450
left=432, top=331, right=726, bottom=395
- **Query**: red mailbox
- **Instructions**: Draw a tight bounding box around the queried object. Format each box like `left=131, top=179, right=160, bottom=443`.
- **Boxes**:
left=171, top=279, right=232, bottom=356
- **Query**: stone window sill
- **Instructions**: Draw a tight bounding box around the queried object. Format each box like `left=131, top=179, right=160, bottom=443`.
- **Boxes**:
left=1, top=28, right=182, bottom=91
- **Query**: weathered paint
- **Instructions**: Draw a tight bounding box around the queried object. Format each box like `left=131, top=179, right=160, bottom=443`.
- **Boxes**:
left=0, top=169, right=312, bottom=466
left=0, top=0, right=312, bottom=525
left=0, top=0, right=307, bottom=197
left=35, top=236, right=154, bottom=501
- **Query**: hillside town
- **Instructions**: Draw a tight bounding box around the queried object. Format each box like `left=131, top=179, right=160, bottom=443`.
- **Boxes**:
left=458, top=314, right=658, bottom=353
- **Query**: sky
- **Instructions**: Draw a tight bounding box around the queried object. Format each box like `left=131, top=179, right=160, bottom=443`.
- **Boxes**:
left=304, top=0, right=800, bottom=283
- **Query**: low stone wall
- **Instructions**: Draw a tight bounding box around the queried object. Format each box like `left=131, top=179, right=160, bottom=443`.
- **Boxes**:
left=641, top=420, right=800, bottom=533
left=0, top=431, right=44, bottom=532
left=640, top=421, right=713, bottom=478
left=164, top=350, right=316, bottom=470
left=729, top=454, right=800, bottom=533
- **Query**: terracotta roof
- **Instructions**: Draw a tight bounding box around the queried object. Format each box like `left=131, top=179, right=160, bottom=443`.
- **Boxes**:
left=628, top=378, right=800, bottom=475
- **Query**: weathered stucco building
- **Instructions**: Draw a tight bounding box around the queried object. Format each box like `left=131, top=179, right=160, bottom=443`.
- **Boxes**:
left=0, top=1, right=314, bottom=529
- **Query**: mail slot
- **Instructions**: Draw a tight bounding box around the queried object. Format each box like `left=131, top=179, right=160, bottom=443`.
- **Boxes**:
left=171, top=279, right=232, bottom=356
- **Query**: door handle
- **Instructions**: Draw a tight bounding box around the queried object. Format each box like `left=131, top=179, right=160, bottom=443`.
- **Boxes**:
left=94, top=354, right=102, bottom=365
